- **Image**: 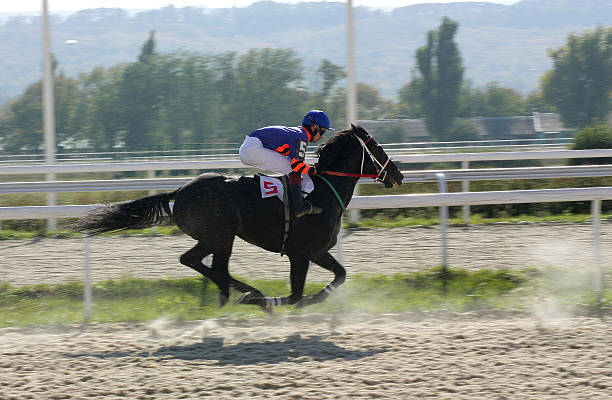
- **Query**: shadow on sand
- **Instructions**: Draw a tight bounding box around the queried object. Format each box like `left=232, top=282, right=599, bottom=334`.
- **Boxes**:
left=63, top=334, right=387, bottom=365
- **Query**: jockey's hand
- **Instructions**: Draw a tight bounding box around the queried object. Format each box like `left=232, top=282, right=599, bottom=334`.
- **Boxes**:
left=307, top=165, right=317, bottom=175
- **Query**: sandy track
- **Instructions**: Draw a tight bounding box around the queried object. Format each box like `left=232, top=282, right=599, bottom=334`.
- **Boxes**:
left=0, top=313, right=610, bottom=399
left=1, top=222, right=610, bottom=286
left=1, top=224, right=610, bottom=399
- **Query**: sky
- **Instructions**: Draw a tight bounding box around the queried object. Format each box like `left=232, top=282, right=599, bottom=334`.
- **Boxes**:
left=0, top=0, right=519, bottom=14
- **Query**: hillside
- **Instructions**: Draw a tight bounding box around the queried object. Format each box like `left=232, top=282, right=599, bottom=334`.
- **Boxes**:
left=1, top=0, right=610, bottom=106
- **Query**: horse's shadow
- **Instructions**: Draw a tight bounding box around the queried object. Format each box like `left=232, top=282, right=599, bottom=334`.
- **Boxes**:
left=64, top=334, right=387, bottom=366
left=156, top=334, right=388, bottom=365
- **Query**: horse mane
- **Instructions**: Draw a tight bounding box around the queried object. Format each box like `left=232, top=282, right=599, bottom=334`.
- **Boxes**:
left=315, top=124, right=369, bottom=169
left=315, top=125, right=359, bottom=157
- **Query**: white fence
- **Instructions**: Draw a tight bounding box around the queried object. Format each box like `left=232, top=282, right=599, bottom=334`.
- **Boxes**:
left=3, top=148, right=612, bottom=225
left=0, top=138, right=574, bottom=164
left=2, top=164, right=612, bottom=194
left=1, top=186, right=612, bottom=220
left=2, top=148, right=612, bottom=175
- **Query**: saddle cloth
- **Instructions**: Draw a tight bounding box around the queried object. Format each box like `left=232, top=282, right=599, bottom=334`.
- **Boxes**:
left=259, top=175, right=314, bottom=200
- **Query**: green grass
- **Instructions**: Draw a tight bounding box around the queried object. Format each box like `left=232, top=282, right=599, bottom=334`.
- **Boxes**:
left=1, top=268, right=608, bottom=328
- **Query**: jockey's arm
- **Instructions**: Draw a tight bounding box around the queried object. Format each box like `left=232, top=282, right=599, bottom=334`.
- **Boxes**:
left=290, top=139, right=316, bottom=175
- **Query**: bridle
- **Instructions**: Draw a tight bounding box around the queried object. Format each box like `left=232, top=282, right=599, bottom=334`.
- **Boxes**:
left=320, top=133, right=391, bottom=183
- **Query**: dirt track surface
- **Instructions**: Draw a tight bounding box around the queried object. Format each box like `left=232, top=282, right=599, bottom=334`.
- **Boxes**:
left=0, top=313, right=610, bottom=399
left=1, top=222, right=611, bottom=286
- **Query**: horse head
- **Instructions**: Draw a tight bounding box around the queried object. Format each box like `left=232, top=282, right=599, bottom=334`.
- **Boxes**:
left=316, top=124, right=404, bottom=188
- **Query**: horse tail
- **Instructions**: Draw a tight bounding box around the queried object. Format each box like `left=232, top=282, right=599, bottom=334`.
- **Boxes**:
left=72, top=189, right=178, bottom=235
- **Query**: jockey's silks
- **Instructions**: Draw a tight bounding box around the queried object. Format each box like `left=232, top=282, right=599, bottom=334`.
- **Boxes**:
left=249, top=126, right=313, bottom=174
left=249, top=126, right=310, bottom=158
left=290, top=158, right=312, bottom=174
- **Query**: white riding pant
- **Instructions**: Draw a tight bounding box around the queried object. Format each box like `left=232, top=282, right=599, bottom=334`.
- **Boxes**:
left=239, top=136, right=314, bottom=193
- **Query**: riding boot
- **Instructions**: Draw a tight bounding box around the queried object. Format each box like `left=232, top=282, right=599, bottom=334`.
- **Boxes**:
left=288, top=173, right=322, bottom=218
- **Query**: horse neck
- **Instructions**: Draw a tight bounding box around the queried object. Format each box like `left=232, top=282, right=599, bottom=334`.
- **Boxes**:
left=316, top=174, right=360, bottom=212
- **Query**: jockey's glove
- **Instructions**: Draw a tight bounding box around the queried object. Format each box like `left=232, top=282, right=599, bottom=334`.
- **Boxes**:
left=307, top=165, right=318, bottom=175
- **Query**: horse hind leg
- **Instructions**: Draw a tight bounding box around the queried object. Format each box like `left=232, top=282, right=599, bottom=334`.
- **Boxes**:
left=180, top=241, right=232, bottom=307
left=181, top=240, right=266, bottom=308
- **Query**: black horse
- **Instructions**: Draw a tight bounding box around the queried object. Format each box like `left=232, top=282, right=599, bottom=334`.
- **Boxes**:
left=74, top=125, right=404, bottom=311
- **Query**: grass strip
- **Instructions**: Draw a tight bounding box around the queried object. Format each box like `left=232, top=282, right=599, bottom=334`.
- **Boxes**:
left=1, top=267, right=608, bottom=328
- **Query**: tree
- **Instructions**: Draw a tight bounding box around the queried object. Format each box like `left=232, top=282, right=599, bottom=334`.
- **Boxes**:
left=230, top=48, right=305, bottom=138
left=213, top=52, right=240, bottom=140
left=458, top=82, right=526, bottom=117
left=541, top=26, right=612, bottom=128
left=396, top=78, right=425, bottom=119
left=415, top=17, right=464, bottom=141
left=524, top=91, right=555, bottom=114
left=138, top=30, right=157, bottom=64
left=119, top=31, right=161, bottom=150
left=2, top=75, right=84, bottom=153
left=80, top=66, right=124, bottom=150
left=317, top=59, right=345, bottom=101
left=357, top=83, right=393, bottom=119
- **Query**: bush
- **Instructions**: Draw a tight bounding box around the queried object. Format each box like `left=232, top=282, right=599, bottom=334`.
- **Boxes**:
left=571, top=123, right=612, bottom=165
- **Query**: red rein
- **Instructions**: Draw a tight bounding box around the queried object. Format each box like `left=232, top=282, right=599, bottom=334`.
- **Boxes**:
left=321, top=171, right=378, bottom=178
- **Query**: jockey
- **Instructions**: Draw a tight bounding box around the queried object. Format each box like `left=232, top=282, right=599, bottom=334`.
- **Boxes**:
left=239, top=110, right=334, bottom=217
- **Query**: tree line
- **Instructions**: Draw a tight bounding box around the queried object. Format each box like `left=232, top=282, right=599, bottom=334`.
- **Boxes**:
left=1, top=19, right=611, bottom=154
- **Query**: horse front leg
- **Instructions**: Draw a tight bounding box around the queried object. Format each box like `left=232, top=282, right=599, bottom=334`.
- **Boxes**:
left=296, top=251, right=346, bottom=308
left=236, top=254, right=310, bottom=312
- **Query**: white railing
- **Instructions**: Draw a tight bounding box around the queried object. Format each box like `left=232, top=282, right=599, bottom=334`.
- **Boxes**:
left=3, top=164, right=612, bottom=194
left=2, top=148, right=612, bottom=226
left=0, top=138, right=574, bottom=163
left=2, top=148, right=612, bottom=175
left=1, top=186, right=611, bottom=220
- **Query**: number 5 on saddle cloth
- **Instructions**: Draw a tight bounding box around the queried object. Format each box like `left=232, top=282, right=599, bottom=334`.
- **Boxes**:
left=258, top=174, right=314, bottom=201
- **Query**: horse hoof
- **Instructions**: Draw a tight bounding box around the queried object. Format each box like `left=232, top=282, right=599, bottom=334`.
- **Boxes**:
left=295, top=295, right=316, bottom=308
left=218, top=293, right=229, bottom=307
left=295, top=297, right=308, bottom=308
left=260, top=303, right=274, bottom=315
left=236, top=290, right=260, bottom=305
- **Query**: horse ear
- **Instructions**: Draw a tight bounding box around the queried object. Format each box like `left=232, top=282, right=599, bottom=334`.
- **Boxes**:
left=351, top=124, right=368, bottom=140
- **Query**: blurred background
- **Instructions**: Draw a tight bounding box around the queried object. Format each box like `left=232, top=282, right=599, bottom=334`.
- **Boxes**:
left=1, top=0, right=611, bottom=155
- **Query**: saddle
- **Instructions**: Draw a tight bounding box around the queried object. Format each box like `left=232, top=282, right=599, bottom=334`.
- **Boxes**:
left=255, top=173, right=313, bottom=256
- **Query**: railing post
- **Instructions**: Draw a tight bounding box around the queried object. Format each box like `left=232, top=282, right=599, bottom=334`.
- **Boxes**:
left=148, top=169, right=157, bottom=235
left=83, top=234, right=93, bottom=322
left=591, top=199, right=602, bottom=305
left=349, top=185, right=360, bottom=224
left=335, top=221, right=344, bottom=266
left=46, top=177, right=57, bottom=232
left=461, top=160, right=470, bottom=224
left=435, top=173, right=449, bottom=271
left=346, top=0, right=359, bottom=225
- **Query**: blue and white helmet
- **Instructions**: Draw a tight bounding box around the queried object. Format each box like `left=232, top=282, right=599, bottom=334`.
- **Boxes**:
left=302, top=110, right=334, bottom=131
